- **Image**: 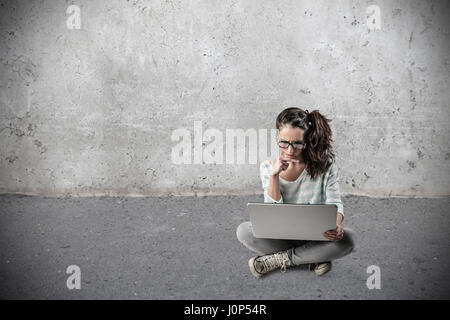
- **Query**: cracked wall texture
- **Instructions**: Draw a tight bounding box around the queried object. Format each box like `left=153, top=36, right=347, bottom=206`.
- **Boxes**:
left=0, top=0, right=449, bottom=197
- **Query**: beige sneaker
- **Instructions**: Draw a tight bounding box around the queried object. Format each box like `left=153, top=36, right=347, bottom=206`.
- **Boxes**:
left=248, top=250, right=292, bottom=277
left=309, top=261, right=332, bottom=276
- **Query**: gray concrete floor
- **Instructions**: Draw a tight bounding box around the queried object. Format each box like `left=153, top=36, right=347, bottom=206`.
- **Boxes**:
left=0, top=194, right=449, bottom=299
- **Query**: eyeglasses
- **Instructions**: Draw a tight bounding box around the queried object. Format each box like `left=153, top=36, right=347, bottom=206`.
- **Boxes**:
left=277, top=139, right=305, bottom=150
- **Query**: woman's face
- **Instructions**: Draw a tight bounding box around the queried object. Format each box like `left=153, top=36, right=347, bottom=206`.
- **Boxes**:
left=278, top=125, right=305, bottom=160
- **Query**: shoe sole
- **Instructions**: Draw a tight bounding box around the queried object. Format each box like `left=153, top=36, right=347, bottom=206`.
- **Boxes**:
left=315, top=263, right=332, bottom=276
left=248, top=257, right=263, bottom=277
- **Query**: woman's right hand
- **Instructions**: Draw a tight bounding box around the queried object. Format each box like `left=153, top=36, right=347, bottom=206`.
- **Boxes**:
left=270, top=156, right=290, bottom=176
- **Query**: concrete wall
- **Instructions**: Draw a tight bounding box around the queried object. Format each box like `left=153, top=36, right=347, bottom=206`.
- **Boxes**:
left=0, top=0, right=449, bottom=197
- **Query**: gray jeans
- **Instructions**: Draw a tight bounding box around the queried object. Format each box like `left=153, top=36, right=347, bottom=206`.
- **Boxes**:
left=236, top=221, right=355, bottom=265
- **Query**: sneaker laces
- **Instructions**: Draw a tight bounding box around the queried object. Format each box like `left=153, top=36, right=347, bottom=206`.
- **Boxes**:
left=258, top=251, right=291, bottom=273
left=309, top=261, right=330, bottom=272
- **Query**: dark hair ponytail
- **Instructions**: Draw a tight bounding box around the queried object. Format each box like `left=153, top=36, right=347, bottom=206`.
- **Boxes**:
left=276, top=107, right=335, bottom=180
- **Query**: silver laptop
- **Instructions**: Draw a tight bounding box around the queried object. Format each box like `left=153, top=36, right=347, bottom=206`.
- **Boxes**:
left=247, top=203, right=338, bottom=241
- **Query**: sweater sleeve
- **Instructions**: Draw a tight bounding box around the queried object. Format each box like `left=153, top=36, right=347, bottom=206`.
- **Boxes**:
left=260, top=160, right=283, bottom=204
left=325, top=162, right=344, bottom=219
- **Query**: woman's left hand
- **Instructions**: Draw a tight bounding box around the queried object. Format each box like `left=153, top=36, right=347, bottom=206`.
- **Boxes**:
left=324, top=224, right=344, bottom=241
